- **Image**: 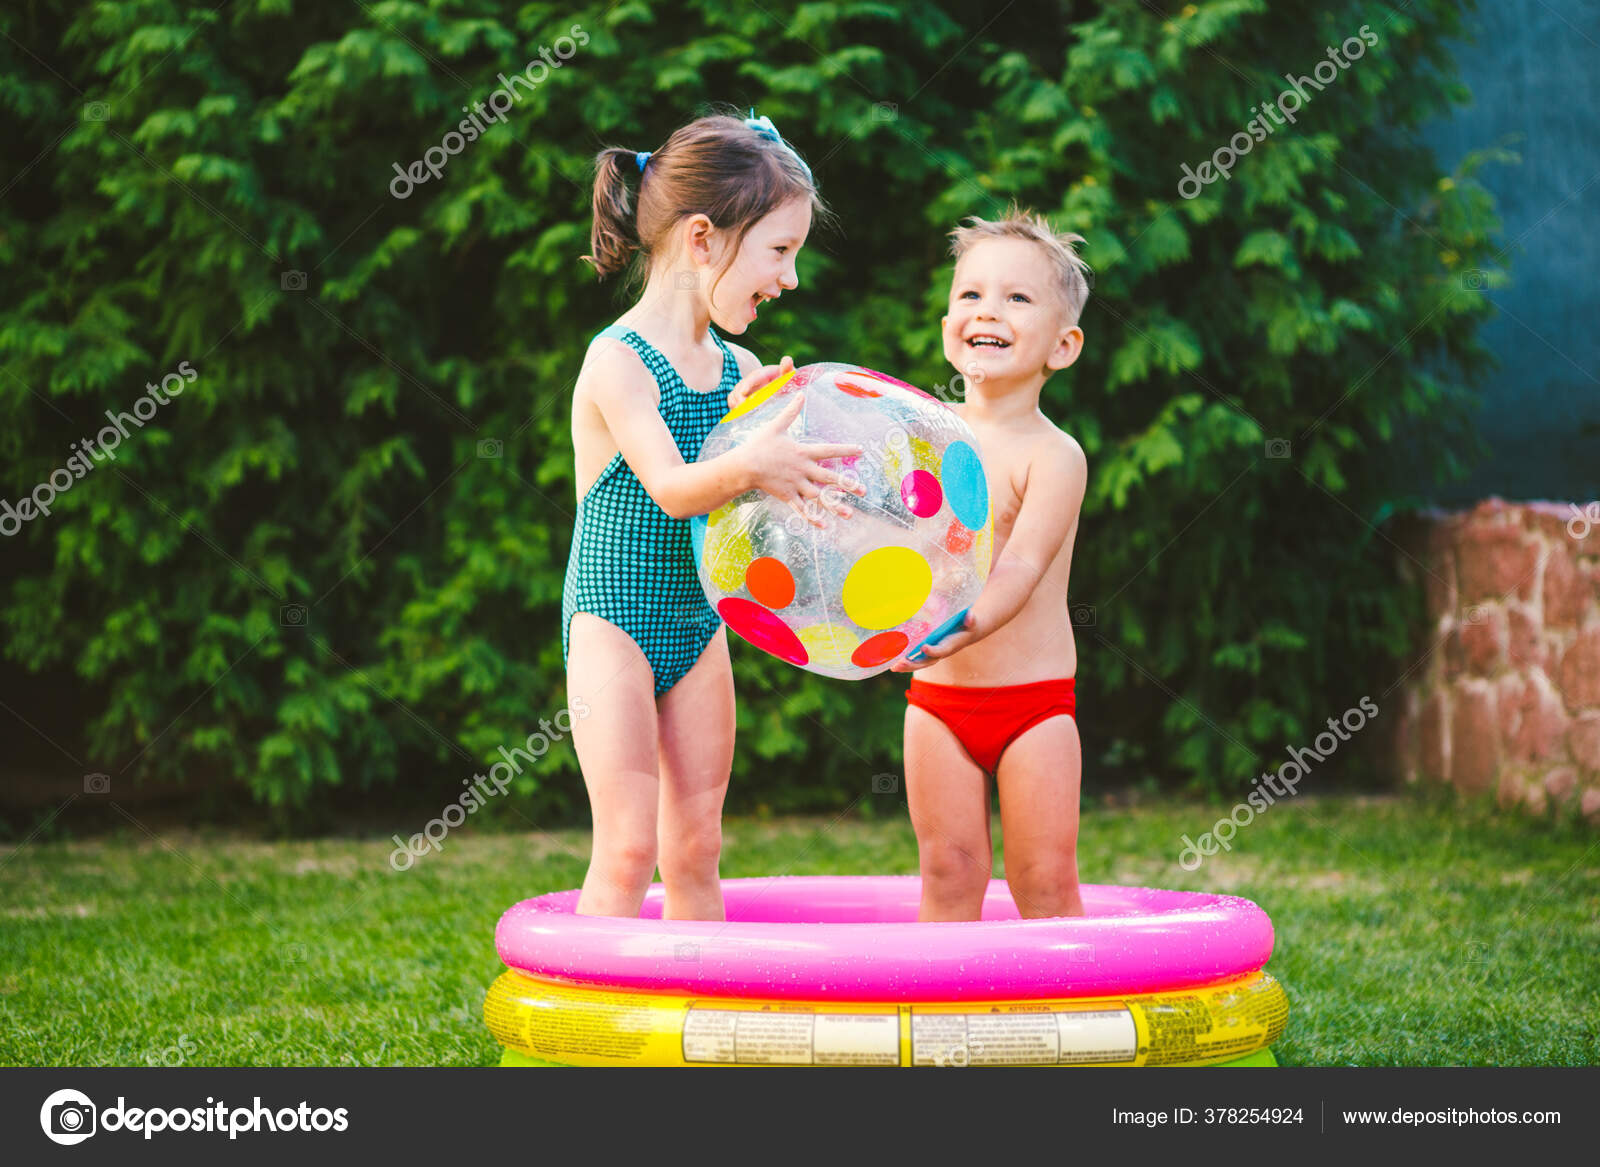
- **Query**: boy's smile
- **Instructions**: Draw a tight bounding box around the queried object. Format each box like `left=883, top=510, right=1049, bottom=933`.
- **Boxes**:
left=942, top=237, right=1081, bottom=387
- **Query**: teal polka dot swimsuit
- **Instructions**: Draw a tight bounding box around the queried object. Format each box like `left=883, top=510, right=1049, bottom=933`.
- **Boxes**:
left=562, top=324, right=737, bottom=696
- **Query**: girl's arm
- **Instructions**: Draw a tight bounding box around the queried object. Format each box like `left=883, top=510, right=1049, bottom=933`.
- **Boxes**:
left=585, top=343, right=863, bottom=523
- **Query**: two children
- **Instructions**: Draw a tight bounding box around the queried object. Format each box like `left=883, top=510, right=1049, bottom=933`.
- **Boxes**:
left=566, top=109, right=1089, bottom=923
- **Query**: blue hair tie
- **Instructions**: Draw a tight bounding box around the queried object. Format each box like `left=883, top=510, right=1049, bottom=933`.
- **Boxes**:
left=745, top=110, right=813, bottom=183
left=635, top=150, right=651, bottom=173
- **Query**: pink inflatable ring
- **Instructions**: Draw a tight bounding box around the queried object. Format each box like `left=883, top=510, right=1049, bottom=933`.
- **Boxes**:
left=494, top=875, right=1275, bottom=1002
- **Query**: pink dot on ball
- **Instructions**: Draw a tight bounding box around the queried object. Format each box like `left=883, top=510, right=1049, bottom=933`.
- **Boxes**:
left=900, top=469, right=943, bottom=518
left=717, top=597, right=809, bottom=667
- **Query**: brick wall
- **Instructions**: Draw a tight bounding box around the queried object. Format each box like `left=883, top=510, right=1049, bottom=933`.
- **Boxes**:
left=1394, top=499, right=1600, bottom=823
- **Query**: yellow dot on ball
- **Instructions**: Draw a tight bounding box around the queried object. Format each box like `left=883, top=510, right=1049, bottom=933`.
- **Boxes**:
left=973, top=500, right=994, bottom=580
left=909, top=435, right=939, bottom=471
left=841, top=547, right=933, bottom=630
left=884, top=434, right=937, bottom=482
left=719, top=367, right=798, bottom=424
left=795, top=623, right=858, bottom=669
left=704, top=501, right=754, bottom=593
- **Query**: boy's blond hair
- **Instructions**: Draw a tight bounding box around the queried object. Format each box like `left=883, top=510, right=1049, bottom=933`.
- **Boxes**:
left=949, top=205, right=1092, bottom=325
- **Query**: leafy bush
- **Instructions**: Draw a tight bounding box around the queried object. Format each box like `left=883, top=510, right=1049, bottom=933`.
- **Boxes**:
left=0, top=0, right=1506, bottom=827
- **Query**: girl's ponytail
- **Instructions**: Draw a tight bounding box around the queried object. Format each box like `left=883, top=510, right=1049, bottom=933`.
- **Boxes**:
left=584, top=146, right=640, bottom=279
left=583, top=110, right=826, bottom=290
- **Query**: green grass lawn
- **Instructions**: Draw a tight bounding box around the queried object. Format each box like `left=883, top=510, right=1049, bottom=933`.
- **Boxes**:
left=1, top=792, right=1596, bottom=1067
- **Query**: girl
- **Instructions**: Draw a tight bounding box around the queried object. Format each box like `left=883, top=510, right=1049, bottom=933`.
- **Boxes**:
left=565, top=111, right=863, bottom=920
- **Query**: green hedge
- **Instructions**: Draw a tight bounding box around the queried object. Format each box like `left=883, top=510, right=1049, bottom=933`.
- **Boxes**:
left=0, top=0, right=1506, bottom=828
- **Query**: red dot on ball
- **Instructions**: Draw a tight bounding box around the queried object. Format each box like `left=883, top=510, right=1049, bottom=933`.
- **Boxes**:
left=852, top=630, right=909, bottom=668
left=745, top=557, right=796, bottom=609
left=718, top=597, right=809, bottom=666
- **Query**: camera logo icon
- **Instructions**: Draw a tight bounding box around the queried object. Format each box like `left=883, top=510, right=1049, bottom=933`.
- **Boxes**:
left=1567, top=501, right=1599, bottom=541
left=40, top=1088, right=97, bottom=1145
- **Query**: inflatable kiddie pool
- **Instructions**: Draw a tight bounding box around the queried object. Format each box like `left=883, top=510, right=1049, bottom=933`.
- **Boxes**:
left=484, top=876, right=1288, bottom=1068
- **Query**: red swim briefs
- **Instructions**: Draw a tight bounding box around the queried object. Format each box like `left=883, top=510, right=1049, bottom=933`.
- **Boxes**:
left=905, top=677, right=1076, bottom=774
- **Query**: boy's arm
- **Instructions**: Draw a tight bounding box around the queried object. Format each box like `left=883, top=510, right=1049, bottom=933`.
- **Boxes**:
left=896, top=433, right=1087, bottom=667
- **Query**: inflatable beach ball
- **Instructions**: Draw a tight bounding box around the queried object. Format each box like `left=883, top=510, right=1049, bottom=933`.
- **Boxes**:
left=691, top=362, right=993, bottom=680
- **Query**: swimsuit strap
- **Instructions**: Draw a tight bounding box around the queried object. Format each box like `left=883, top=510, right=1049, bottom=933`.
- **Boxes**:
left=594, top=325, right=738, bottom=411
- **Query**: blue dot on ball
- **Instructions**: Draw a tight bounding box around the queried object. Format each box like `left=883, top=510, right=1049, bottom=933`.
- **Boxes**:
left=942, top=440, right=987, bottom=530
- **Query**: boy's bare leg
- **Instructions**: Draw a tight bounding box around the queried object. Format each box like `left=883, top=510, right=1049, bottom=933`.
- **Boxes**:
left=904, top=704, right=993, bottom=921
left=568, top=613, right=661, bottom=918
left=995, top=715, right=1085, bottom=918
left=655, top=629, right=735, bottom=922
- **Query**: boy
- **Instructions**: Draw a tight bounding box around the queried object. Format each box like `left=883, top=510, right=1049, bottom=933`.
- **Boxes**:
left=890, top=207, right=1091, bottom=922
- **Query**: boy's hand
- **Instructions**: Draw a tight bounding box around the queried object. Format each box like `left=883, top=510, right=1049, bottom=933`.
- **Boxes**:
left=892, top=610, right=979, bottom=671
left=727, top=355, right=795, bottom=412
left=741, top=394, right=865, bottom=526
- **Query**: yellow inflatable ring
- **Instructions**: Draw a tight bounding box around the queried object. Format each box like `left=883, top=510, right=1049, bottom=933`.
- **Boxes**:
left=484, top=968, right=1288, bottom=1068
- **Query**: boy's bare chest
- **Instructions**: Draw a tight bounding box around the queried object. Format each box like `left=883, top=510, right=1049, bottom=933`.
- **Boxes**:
left=952, top=410, right=1031, bottom=543
left=975, top=438, right=1027, bottom=547
left=991, top=477, right=1023, bottom=543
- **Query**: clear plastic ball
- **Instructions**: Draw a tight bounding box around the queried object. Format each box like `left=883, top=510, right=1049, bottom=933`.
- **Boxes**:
left=691, top=362, right=993, bottom=679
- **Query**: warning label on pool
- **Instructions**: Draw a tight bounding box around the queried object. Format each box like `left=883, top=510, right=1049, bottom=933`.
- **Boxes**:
left=911, top=1006, right=1138, bottom=1066
left=683, top=1006, right=900, bottom=1066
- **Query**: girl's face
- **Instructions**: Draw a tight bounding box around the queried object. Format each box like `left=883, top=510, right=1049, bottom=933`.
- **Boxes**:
left=704, top=196, right=812, bottom=335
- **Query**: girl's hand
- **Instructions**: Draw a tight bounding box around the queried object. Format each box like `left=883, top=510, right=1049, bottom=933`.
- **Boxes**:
left=741, top=393, right=865, bottom=526
left=727, top=355, right=795, bottom=412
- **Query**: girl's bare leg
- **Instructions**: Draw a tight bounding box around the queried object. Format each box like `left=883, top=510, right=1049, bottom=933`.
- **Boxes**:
left=655, top=628, right=735, bottom=921
left=568, top=613, right=661, bottom=917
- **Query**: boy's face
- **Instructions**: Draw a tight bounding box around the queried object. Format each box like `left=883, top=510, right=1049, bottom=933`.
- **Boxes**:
left=942, top=238, right=1082, bottom=387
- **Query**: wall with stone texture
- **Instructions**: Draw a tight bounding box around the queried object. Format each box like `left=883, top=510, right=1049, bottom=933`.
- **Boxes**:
left=1394, top=499, right=1600, bottom=822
